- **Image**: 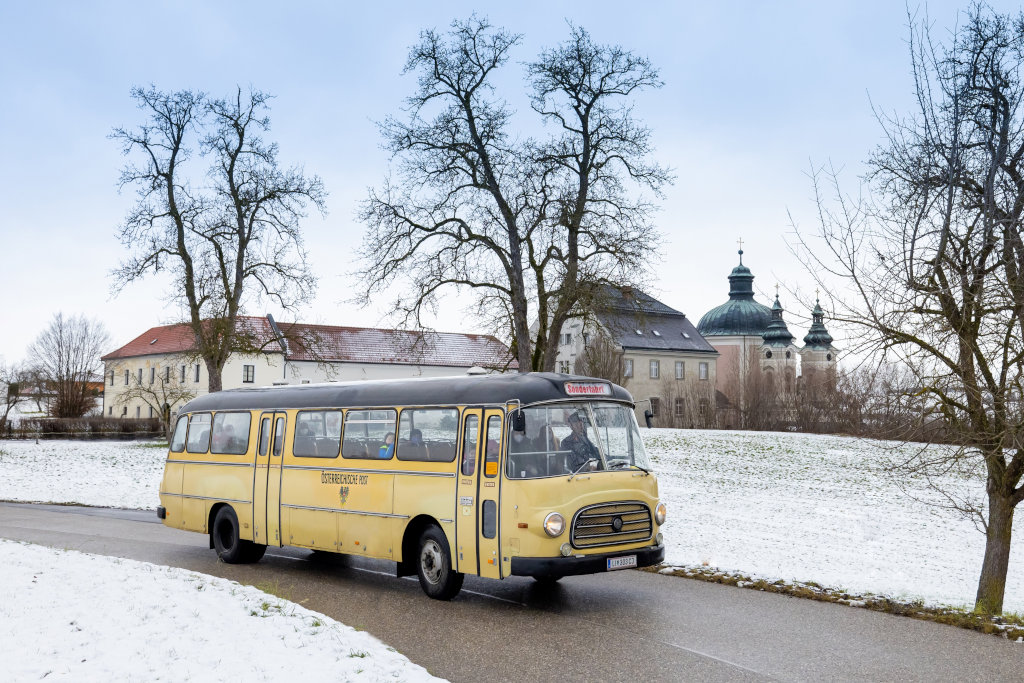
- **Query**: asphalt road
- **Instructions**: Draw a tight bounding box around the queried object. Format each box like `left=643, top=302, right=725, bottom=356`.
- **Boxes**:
left=1, top=501, right=1022, bottom=682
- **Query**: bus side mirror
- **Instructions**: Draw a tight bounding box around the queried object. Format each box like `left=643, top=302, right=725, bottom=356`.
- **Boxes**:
left=643, top=409, right=653, bottom=428
left=512, top=410, right=526, bottom=432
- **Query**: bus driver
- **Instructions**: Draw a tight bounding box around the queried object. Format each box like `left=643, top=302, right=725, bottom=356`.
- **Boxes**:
left=560, top=412, right=598, bottom=472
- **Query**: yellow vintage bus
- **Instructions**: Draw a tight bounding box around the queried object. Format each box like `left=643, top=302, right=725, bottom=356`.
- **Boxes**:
left=157, top=372, right=666, bottom=599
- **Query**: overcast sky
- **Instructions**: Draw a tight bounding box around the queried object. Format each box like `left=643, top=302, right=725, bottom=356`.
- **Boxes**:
left=0, top=1, right=1012, bottom=364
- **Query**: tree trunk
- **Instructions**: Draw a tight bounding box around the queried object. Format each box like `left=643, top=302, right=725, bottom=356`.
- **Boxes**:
left=205, top=357, right=224, bottom=394
left=975, top=490, right=1015, bottom=614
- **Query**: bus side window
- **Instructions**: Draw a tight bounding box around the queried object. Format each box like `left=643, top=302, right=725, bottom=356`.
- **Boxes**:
left=169, top=416, right=188, bottom=453
left=484, top=415, right=501, bottom=477
left=461, top=415, right=478, bottom=476
left=186, top=413, right=212, bottom=454
left=273, top=416, right=285, bottom=456
left=258, top=417, right=270, bottom=457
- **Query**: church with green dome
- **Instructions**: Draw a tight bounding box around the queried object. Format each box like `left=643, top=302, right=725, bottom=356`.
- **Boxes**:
left=697, top=250, right=837, bottom=427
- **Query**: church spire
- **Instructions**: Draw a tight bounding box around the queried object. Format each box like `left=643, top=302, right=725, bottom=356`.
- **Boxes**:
left=803, top=296, right=834, bottom=348
left=728, top=248, right=755, bottom=300
left=762, top=290, right=795, bottom=346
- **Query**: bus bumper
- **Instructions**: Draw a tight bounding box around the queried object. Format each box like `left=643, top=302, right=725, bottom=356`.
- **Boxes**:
left=510, top=543, right=664, bottom=578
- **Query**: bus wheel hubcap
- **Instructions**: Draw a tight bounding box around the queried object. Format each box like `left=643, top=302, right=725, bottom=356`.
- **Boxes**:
left=421, top=541, right=443, bottom=583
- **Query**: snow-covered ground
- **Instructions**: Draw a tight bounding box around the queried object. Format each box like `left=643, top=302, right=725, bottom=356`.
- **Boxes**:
left=644, top=428, right=1023, bottom=612
left=0, top=539, right=439, bottom=681
left=0, top=431, right=1021, bottom=613
left=0, top=439, right=162, bottom=509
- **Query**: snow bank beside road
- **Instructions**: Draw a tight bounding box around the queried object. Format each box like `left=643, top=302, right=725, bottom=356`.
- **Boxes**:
left=0, top=539, right=442, bottom=682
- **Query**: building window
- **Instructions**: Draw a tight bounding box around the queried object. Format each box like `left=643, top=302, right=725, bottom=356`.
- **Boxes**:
left=135, top=406, right=140, bottom=418
left=650, top=397, right=660, bottom=416
left=699, top=362, right=709, bottom=380
left=558, top=360, right=570, bottom=373
left=164, top=366, right=170, bottom=382
left=765, top=350, right=773, bottom=359
left=623, top=358, right=633, bottom=378
left=108, top=406, right=112, bottom=416
left=149, top=406, right=154, bottom=418
left=786, top=350, right=792, bottom=359
left=674, top=398, right=685, bottom=417
left=122, top=406, right=127, bottom=417
left=124, top=370, right=129, bottom=385
left=243, top=365, right=255, bottom=383
left=649, top=360, right=659, bottom=379
left=137, top=368, right=143, bottom=384
left=149, top=367, right=155, bottom=384
left=109, top=371, right=114, bottom=387
left=675, top=361, right=684, bottom=380
left=560, top=333, right=573, bottom=346
left=194, top=364, right=201, bottom=383
left=180, top=365, right=186, bottom=382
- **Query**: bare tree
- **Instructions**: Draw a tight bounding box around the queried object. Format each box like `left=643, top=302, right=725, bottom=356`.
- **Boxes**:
left=112, top=358, right=197, bottom=437
left=572, top=329, right=624, bottom=384
left=112, top=87, right=326, bottom=392
left=358, top=18, right=670, bottom=372
left=794, top=3, right=1024, bottom=614
left=0, top=361, right=30, bottom=431
left=28, top=313, right=109, bottom=418
left=658, top=377, right=717, bottom=429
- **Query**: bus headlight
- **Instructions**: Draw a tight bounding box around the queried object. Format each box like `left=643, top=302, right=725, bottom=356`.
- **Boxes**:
left=655, top=502, right=667, bottom=525
left=543, top=512, right=565, bottom=537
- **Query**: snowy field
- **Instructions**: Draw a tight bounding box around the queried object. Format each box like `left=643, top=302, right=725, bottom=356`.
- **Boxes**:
left=644, top=429, right=1024, bottom=613
left=0, top=431, right=1021, bottom=613
left=0, top=439, right=163, bottom=509
left=0, top=539, right=439, bottom=681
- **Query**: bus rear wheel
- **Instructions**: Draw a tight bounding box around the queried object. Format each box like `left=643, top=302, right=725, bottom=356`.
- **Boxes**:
left=416, top=525, right=463, bottom=600
left=212, top=506, right=266, bottom=564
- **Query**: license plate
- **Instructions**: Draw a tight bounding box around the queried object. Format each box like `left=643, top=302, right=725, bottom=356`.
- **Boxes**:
left=606, top=555, right=637, bottom=571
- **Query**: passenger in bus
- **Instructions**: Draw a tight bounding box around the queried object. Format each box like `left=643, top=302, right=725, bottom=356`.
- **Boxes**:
left=212, top=422, right=237, bottom=453
left=402, top=428, right=428, bottom=460
left=509, top=428, right=531, bottom=452
left=560, top=413, right=599, bottom=472
left=294, top=422, right=314, bottom=456
left=533, top=425, right=558, bottom=453
left=378, top=432, right=395, bottom=458
left=510, top=427, right=539, bottom=477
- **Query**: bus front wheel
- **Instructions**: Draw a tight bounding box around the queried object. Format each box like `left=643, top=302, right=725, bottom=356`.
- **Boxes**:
left=416, top=525, right=463, bottom=600
left=212, top=506, right=266, bottom=564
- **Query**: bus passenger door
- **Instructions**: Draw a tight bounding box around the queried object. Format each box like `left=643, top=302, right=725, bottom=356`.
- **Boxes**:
left=253, top=412, right=286, bottom=546
left=478, top=410, right=504, bottom=579
left=455, top=410, right=481, bottom=575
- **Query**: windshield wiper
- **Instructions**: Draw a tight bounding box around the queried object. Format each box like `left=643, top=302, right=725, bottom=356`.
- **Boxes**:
left=610, top=461, right=650, bottom=475
left=567, top=458, right=598, bottom=481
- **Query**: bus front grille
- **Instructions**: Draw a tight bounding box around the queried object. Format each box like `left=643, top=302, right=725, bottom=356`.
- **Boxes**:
left=571, top=501, right=653, bottom=549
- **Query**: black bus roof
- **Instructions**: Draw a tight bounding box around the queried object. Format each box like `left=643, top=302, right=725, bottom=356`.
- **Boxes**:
left=179, top=372, right=633, bottom=413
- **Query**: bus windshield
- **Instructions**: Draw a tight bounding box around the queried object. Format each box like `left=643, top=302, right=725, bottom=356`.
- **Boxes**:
left=506, top=401, right=651, bottom=479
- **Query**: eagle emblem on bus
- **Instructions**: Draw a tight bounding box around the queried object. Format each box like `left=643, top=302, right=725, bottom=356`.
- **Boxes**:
left=339, top=486, right=350, bottom=505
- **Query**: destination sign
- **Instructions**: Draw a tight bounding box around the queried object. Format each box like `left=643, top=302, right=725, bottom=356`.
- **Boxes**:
left=564, top=381, right=611, bottom=396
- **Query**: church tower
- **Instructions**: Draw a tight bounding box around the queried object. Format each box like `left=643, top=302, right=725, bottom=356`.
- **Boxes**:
left=760, top=291, right=799, bottom=394
left=697, top=249, right=772, bottom=426
left=799, top=297, right=837, bottom=390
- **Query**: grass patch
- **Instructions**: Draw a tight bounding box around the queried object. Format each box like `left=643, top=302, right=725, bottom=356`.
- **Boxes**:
left=255, top=580, right=292, bottom=602
left=136, top=442, right=169, bottom=449
left=645, top=564, right=1024, bottom=641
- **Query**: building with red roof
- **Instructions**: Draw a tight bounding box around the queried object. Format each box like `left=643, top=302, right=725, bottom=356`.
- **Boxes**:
left=101, top=316, right=515, bottom=419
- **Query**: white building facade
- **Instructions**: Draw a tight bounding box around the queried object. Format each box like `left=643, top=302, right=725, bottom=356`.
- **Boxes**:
left=101, top=316, right=515, bottom=420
